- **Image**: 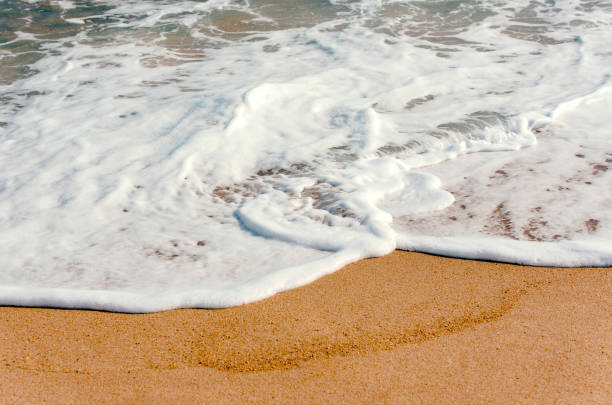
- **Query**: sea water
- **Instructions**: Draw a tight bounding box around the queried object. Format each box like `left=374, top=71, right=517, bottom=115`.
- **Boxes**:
left=1, top=0, right=611, bottom=312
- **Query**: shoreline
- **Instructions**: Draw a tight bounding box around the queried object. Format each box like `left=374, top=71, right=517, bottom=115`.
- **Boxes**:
left=2, top=251, right=611, bottom=403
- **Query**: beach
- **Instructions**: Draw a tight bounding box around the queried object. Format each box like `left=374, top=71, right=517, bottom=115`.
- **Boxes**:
left=2, top=2, right=612, bottom=402
left=2, top=251, right=611, bottom=404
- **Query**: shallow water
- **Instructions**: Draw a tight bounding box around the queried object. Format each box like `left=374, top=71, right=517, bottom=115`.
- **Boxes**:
left=1, top=0, right=611, bottom=311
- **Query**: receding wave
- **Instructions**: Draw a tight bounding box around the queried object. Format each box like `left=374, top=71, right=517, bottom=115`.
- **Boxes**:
left=0, top=0, right=611, bottom=312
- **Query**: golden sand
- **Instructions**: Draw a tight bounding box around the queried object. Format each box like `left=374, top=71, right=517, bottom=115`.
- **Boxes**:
left=1, top=251, right=611, bottom=403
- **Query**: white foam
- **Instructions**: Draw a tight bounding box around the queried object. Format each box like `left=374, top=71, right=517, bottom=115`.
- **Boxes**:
left=397, top=234, right=612, bottom=268
left=1, top=0, right=611, bottom=312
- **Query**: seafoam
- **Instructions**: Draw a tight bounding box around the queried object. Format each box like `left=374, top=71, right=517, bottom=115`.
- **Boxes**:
left=0, top=0, right=611, bottom=311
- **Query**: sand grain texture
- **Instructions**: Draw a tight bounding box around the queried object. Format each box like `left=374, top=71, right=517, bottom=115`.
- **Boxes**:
left=1, top=251, right=611, bottom=404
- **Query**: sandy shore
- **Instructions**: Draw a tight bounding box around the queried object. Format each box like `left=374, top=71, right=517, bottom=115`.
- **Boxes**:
left=1, top=251, right=611, bottom=404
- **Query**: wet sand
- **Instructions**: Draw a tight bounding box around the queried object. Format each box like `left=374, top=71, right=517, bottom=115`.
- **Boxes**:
left=1, top=251, right=611, bottom=404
